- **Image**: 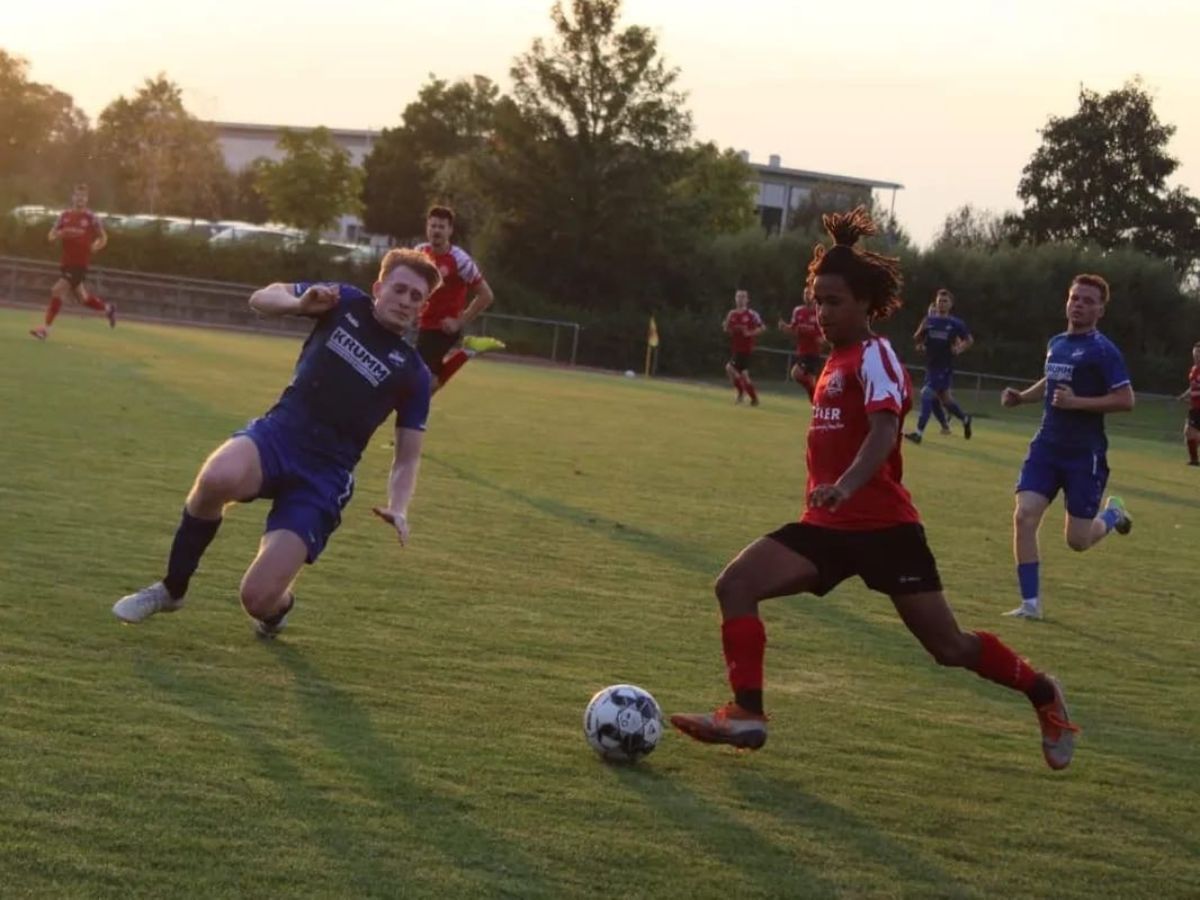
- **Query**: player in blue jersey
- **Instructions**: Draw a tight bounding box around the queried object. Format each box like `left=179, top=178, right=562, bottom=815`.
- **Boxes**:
left=1000, top=274, right=1135, bottom=620
left=112, top=248, right=441, bottom=637
left=905, top=289, right=974, bottom=443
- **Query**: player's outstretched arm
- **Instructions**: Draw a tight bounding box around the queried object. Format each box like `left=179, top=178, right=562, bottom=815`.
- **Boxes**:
left=249, top=283, right=337, bottom=317
left=372, top=426, right=424, bottom=546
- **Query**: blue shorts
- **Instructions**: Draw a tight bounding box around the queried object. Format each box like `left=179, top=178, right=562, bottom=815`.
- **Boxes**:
left=235, top=416, right=355, bottom=563
left=925, top=367, right=953, bottom=393
left=1015, top=442, right=1108, bottom=519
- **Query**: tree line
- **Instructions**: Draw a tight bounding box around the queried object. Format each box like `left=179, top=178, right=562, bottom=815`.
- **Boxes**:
left=3, top=0, right=1199, bottom=387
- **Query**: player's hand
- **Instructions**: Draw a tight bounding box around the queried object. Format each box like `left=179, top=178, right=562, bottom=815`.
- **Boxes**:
left=298, top=284, right=339, bottom=316
left=1051, top=384, right=1077, bottom=409
left=1001, top=387, right=1022, bottom=408
left=440, top=317, right=462, bottom=335
left=808, top=483, right=850, bottom=511
left=371, top=507, right=410, bottom=546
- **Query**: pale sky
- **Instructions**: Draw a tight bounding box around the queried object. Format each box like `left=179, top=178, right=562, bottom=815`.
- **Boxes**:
left=7, top=0, right=1200, bottom=244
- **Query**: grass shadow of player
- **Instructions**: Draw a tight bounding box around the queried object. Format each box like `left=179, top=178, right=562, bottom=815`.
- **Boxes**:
left=268, top=642, right=553, bottom=899
left=599, top=761, right=847, bottom=898
left=727, top=767, right=980, bottom=899
left=424, top=452, right=723, bottom=577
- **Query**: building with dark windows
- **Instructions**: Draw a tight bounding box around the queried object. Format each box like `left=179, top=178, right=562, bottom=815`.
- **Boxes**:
left=742, top=152, right=903, bottom=234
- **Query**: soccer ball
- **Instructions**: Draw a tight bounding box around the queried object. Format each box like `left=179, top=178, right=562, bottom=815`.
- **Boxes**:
left=583, top=684, right=663, bottom=763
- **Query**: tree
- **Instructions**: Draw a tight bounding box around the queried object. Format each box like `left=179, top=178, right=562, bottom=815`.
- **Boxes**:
left=256, top=127, right=362, bottom=235
left=95, top=75, right=229, bottom=217
left=361, top=75, right=500, bottom=240
left=933, top=204, right=1020, bottom=250
left=0, top=50, right=90, bottom=204
left=487, top=0, right=694, bottom=304
left=1016, top=79, right=1200, bottom=277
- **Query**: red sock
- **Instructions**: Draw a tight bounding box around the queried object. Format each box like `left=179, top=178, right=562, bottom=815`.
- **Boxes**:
left=82, top=294, right=106, bottom=312
left=722, top=615, right=766, bottom=695
left=45, top=296, right=63, bottom=326
left=972, top=631, right=1039, bottom=694
left=1188, top=438, right=1198, bottom=464
left=438, top=349, right=470, bottom=387
left=744, top=380, right=758, bottom=403
left=731, top=373, right=745, bottom=397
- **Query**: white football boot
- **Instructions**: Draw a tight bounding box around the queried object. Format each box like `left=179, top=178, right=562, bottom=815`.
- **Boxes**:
left=113, top=582, right=184, bottom=623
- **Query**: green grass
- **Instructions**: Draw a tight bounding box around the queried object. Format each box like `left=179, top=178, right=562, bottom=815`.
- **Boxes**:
left=1, top=307, right=1198, bottom=899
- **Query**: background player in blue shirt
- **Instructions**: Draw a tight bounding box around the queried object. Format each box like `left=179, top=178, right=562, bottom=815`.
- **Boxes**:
left=905, top=289, right=974, bottom=443
left=1000, top=274, right=1135, bottom=620
left=113, top=249, right=440, bottom=637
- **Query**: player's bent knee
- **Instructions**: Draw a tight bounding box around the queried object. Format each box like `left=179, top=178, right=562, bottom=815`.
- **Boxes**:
left=239, top=578, right=283, bottom=619
left=1066, top=533, right=1091, bottom=552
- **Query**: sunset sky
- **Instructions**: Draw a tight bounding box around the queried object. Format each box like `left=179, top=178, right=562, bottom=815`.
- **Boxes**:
left=7, top=0, right=1199, bottom=243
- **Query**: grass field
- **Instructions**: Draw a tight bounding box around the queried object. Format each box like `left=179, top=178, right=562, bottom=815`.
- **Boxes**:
left=1, top=307, right=1198, bottom=899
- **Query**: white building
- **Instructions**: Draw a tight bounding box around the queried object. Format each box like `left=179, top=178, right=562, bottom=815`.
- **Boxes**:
left=743, top=152, right=903, bottom=234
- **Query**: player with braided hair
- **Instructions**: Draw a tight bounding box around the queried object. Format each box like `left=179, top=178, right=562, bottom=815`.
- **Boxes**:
left=671, top=207, right=1079, bottom=770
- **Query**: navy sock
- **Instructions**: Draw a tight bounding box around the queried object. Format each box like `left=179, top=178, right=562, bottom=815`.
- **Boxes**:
left=1017, top=561, right=1039, bottom=603
left=163, top=509, right=222, bottom=600
left=945, top=400, right=968, bottom=422
left=931, top=401, right=950, bottom=429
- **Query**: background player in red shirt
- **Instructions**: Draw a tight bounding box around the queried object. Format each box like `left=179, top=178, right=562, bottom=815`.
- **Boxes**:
left=415, top=205, right=501, bottom=392
left=722, top=289, right=766, bottom=405
left=778, top=283, right=823, bottom=400
left=1177, top=341, right=1200, bottom=466
left=30, top=183, right=116, bottom=340
left=672, top=208, right=1078, bottom=770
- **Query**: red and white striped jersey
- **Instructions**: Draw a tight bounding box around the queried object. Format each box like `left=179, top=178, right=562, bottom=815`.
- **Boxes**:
left=788, top=304, right=822, bottom=355
left=802, top=335, right=920, bottom=530
left=416, top=242, right=483, bottom=330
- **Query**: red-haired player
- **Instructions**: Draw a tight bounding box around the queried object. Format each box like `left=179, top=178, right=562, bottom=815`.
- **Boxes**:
left=722, top=290, right=766, bottom=405
left=30, top=183, right=116, bottom=340
left=1178, top=341, right=1200, bottom=466
left=779, top=283, right=823, bottom=400
left=671, top=208, right=1078, bottom=771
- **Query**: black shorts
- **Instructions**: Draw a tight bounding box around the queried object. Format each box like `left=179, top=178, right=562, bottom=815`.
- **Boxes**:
left=794, top=354, right=823, bottom=376
left=417, top=328, right=461, bottom=377
left=766, top=522, right=943, bottom=597
left=1188, top=409, right=1200, bottom=430
left=60, top=266, right=88, bottom=289
left=728, top=352, right=752, bottom=372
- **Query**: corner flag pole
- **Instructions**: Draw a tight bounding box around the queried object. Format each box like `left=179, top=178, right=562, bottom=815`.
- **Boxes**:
left=645, top=315, right=660, bottom=377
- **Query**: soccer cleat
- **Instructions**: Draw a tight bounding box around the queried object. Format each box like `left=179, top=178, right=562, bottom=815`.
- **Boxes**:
left=1034, top=676, right=1079, bottom=770
left=904, top=431, right=923, bottom=444
left=29, top=326, right=47, bottom=341
left=1104, top=496, right=1132, bottom=535
left=939, top=426, right=953, bottom=436
left=113, top=582, right=184, bottom=623
left=963, top=415, right=973, bottom=440
left=253, top=594, right=295, bottom=640
left=669, top=702, right=768, bottom=750
left=462, top=335, right=505, bottom=354
left=750, top=398, right=760, bottom=407
left=105, top=301, right=118, bottom=328
left=1188, top=460, right=1200, bottom=467
left=1003, top=601, right=1043, bottom=620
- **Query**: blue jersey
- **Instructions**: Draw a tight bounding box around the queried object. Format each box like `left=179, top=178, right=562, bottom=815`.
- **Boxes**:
left=921, top=315, right=970, bottom=370
left=264, top=283, right=431, bottom=468
left=1033, top=330, right=1130, bottom=451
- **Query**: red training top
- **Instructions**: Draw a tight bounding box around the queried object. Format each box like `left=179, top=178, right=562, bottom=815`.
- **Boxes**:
left=788, top=304, right=822, bottom=355
left=802, top=335, right=920, bottom=530
left=416, top=242, right=484, bottom=331
left=727, top=308, right=764, bottom=354
left=56, top=209, right=102, bottom=268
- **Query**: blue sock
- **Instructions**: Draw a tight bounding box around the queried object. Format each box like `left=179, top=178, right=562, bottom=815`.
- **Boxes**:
left=931, top=401, right=949, bottom=429
left=945, top=400, right=968, bottom=422
left=1100, top=507, right=1121, bottom=534
left=163, top=508, right=222, bottom=599
left=1017, top=562, right=1039, bottom=602
left=917, top=389, right=935, bottom=432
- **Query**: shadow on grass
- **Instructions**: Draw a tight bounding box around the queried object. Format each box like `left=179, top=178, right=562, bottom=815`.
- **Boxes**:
left=424, top=452, right=724, bottom=577
left=135, top=648, right=552, bottom=899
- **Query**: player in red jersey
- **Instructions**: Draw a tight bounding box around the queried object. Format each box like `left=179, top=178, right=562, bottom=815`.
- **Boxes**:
left=415, top=206, right=502, bottom=392
left=1177, top=341, right=1200, bottom=466
left=30, top=183, right=116, bottom=340
left=722, top=290, right=766, bottom=405
left=778, top=284, right=823, bottom=400
left=671, top=208, right=1078, bottom=770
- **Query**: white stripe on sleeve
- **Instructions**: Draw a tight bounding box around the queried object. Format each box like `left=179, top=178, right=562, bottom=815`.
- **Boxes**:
left=860, top=339, right=905, bottom=410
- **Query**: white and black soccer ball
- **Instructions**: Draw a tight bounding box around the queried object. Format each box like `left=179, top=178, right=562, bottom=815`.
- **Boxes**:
left=583, top=684, right=663, bottom=763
